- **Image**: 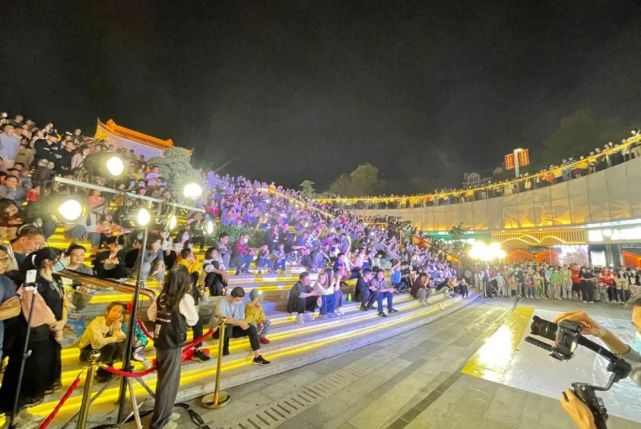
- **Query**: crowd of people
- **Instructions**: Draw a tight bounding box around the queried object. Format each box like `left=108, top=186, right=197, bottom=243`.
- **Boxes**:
left=475, top=263, right=640, bottom=303
left=318, top=129, right=641, bottom=209
left=2, top=110, right=639, bottom=429
left=0, top=110, right=469, bottom=428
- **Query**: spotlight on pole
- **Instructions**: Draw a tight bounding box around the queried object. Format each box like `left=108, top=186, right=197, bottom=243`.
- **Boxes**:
left=135, top=207, right=151, bottom=227
left=105, top=155, right=126, bottom=177
left=57, top=197, right=84, bottom=222
left=84, top=152, right=128, bottom=179
left=168, top=214, right=178, bottom=231
left=205, top=219, right=214, bottom=235
left=183, top=182, right=203, bottom=200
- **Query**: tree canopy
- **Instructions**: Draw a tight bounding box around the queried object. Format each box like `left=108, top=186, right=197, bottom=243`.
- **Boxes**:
left=299, top=179, right=316, bottom=198
left=148, top=147, right=203, bottom=199
left=327, top=162, right=381, bottom=197
left=539, top=109, right=630, bottom=167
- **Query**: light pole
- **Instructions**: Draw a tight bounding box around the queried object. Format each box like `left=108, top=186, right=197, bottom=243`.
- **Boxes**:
left=116, top=207, right=151, bottom=425
left=49, top=177, right=204, bottom=425
left=513, top=148, right=523, bottom=178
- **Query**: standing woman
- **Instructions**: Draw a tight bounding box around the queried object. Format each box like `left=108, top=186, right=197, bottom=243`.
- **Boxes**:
left=0, top=247, right=68, bottom=426
left=148, top=265, right=198, bottom=429
left=615, top=270, right=630, bottom=304
left=580, top=266, right=596, bottom=304
left=532, top=270, right=543, bottom=299
left=0, top=244, right=19, bottom=364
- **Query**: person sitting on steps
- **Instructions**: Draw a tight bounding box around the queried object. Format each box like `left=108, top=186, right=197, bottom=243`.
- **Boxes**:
left=286, top=271, right=320, bottom=324
left=77, top=302, right=126, bottom=382
left=354, top=268, right=376, bottom=311
left=369, top=268, right=398, bottom=317
left=217, top=287, right=270, bottom=365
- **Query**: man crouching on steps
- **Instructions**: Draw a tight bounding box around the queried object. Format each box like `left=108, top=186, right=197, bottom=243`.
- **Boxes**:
left=217, top=286, right=271, bottom=365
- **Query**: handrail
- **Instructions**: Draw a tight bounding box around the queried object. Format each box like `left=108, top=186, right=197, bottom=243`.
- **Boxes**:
left=53, top=176, right=205, bottom=212
left=315, top=133, right=641, bottom=204
left=258, top=188, right=335, bottom=219
left=57, top=269, right=157, bottom=302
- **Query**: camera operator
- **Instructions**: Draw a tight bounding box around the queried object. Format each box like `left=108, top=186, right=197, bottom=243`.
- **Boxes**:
left=554, top=295, right=641, bottom=429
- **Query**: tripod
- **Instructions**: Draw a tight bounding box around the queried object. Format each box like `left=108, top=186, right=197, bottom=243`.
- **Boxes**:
left=9, top=282, right=38, bottom=429
left=61, top=355, right=156, bottom=429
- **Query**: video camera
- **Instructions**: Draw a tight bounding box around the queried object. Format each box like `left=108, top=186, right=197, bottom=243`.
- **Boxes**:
left=526, top=316, right=632, bottom=429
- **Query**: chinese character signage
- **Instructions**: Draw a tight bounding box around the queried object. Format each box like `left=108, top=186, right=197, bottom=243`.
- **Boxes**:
left=504, top=153, right=515, bottom=170
left=504, top=149, right=530, bottom=170
left=518, top=149, right=530, bottom=167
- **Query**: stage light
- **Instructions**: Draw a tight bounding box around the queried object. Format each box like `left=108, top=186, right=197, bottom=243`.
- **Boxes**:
left=168, top=214, right=178, bottom=231
left=105, top=155, right=126, bottom=177
left=135, top=208, right=151, bottom=227
left=57, top=198, right=83, bottom=222
left=84, top=152, right=128, bottom=179
left=205, top=219, right=214, bottom=235
left=183, top=182, right=202, bottom=199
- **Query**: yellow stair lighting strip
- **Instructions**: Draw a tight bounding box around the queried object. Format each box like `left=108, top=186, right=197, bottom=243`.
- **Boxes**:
left=25, top=297, right=461, bottom=419
left=58, top=295, right=417, bottom=368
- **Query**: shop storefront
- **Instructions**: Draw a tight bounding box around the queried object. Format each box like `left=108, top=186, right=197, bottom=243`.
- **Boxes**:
left=587, top=224, right=641, bottom=268
left=486, top=221, right=641, bottom=268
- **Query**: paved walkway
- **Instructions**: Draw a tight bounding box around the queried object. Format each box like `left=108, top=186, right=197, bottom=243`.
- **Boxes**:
left=168, top=298, right=638, bottom=428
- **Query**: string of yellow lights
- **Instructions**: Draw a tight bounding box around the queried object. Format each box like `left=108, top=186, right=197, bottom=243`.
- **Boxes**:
left=314, top=134, right=641, bottom=204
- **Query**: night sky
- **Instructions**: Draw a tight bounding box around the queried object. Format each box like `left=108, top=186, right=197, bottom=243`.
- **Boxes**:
left=1, top=1, right=641, bottom=191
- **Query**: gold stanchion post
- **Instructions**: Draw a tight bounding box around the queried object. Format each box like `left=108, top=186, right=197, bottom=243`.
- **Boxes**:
left=77, top=350, right=101, bottom=429
left=201, top=317, right=230, bottom=409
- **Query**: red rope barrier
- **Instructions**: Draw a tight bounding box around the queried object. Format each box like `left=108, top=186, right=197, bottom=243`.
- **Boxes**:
left=137, top=318, right=154, bottom=340
left=35, top=325, right=220, bottom=428
left=38, top=370, right=84, bottom=429
left=137, top=319, right=216, bottom=349
left=182, top=328, right=214, bottom=350
left=100, top=364, right=157, bottom=378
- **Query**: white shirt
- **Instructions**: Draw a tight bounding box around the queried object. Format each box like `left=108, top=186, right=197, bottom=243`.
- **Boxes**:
left=147, top=294, right=199, bottom=327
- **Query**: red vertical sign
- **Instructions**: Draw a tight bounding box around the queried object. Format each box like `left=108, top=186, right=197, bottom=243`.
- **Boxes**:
left=518, top=149, right=530, bottom=167
left=504, top=153, right=515, bottom=170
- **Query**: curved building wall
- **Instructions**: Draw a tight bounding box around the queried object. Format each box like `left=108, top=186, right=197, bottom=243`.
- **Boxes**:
left=351, top=155, right=641, bottom=232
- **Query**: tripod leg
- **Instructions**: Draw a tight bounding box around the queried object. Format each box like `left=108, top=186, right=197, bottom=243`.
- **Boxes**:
left=134, top=377, right=155, bottom=397
left=126, top=378, right=142, bottom=429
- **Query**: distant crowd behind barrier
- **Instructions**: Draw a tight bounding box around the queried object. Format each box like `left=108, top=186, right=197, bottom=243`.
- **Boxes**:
left=316, top=131, right=641, bottom=209
left=474, top=262, right=641, bottom=303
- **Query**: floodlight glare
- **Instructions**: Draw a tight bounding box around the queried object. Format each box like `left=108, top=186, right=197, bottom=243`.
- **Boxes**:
left=205, top=220, right=214, bottom=235
left=84, top=152, right=128, bottom=179
left=135, top=208, right=151, bottom=227
left=105, top=155, right=126, bottom=177
left=58, top=198, right=83, bottom=222
left=168, top=214, right=178, bottom=231
left=183, top=182, right=203, bottom=199
left=468, top=241, right=505, bottom=261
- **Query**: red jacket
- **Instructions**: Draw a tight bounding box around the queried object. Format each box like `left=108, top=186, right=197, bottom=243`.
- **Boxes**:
left=571, top=267, right=581, bottom=284
left=234, top=240, right=251, bottom=256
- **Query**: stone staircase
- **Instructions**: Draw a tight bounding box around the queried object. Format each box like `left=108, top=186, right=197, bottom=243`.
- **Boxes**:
left=0, top=230, right=477, bottom=428
left=12, top=288, right=477, bottom=428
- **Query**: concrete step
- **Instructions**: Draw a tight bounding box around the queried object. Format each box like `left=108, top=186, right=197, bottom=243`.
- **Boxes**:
left=21, top=292, right=476, bottom=428
left=62, top=272, right=348, bottom=319
left=59, top=294, right=417, bottom=367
